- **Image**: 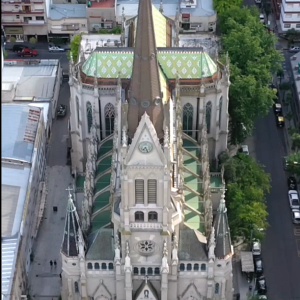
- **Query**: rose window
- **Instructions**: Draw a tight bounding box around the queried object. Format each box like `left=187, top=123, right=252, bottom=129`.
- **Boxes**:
left=138, top=240, right=155, bottom=254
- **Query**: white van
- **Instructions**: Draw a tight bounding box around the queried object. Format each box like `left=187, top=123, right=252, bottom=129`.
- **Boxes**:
left=260, top=14, right=265, bottom=23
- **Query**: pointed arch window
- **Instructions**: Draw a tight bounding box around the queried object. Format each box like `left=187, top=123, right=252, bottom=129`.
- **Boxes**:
left=135, top=179, right=144, bottom=204
left=219, top=97, right=223, bottom=127
left=215, top=283, right=220, bottom=294
left=182, top=103, right=193, bottom=136
left=104, top=103, right=115, bottom=136
left=206, top=101, right=212, bottom=134
left=86, top=101, right=93, bottom=133
left=147, top=179, right=157, bottom=204
left=76, top=96, right=80, bottom=128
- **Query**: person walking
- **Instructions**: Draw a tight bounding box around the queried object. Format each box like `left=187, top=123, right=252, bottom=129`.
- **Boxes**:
left=54, top=260, right=57, bottom=267
left=50, top=260, right=53, bottom=267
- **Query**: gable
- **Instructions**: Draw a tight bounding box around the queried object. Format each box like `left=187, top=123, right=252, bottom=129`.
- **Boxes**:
left=92, top=280, right=112, bottom=300
left=134, top=280, right=159, bottom=300
left=180, top=282, right=203, bottom=300
left=126, top=113, right=165, bottom=166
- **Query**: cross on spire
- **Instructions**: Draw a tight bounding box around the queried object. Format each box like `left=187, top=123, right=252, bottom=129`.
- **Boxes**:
left=66, top=186, right=74, bottom=196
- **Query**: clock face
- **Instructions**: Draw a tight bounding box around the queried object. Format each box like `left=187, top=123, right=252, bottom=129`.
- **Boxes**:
left=138, top=141, right=153, bottom=154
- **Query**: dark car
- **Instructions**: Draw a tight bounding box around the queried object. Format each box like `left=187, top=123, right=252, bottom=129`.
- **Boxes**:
left=254, top=257, right=263, bottom=274
left=57, top=104, right=67, bottom=117
left=276, top=115, right=285, bottom=127
left=273, top=103, right=282, bottom=115
left=12, top=44, right=26, bottom=52
left=288, top=176, right=297, bottom=190
left=256, top=275, right=267, bottom=295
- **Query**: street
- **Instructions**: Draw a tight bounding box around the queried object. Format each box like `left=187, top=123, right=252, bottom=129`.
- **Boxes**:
left=28, top=81, right=72, bottom=299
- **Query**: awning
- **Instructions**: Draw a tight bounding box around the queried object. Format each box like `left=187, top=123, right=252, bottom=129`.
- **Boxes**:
left=240, top=251, right=254, bottom=272
left=4, top=27, right=23, bottom=34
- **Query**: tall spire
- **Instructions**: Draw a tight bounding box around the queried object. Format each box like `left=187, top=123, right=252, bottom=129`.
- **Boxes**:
left=128, top=0, right=164, bottom=140
left=61, top=188, right=83, bottom=257
left=159, top=0, right=164, bottom=13
left=213, top=188, right=232, bottom=259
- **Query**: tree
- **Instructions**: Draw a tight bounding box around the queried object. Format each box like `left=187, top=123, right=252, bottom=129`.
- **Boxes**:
left=4, top=50, right=8, bottom=58
left=213, top=0, right=242, bottom=14
left=29, top=37, right=36, bottom=44
left=291, top=132, right=300, bottom=150
left=9, top=36, right=16, bottom=43
left=218, top=6, right=283, bottom=144
left=222, top=154, right=270, bottom=241
left=67, top=34, right=81, bottom=62
left=286, top=28, right=300, bottom=43
left=286, top=151, right=300, bottom=176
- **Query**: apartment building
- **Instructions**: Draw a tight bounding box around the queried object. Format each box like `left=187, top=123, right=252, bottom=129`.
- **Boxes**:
left=1, top=0, right=48, bottom=42
left=280, top=0, right=300, bottom=31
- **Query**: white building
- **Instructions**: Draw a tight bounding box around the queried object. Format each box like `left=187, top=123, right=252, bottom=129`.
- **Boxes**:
left=1, top=59, right=62, bottom=138
left=280, top=0, right=300, bottom=31
left=60, top=1, right=233, bottom=299
left=290, top=52, right=300, bottom=127
left=1, top=103, right=47, bottom=300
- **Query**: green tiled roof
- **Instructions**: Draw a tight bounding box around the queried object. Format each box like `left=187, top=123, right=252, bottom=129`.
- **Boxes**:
left=76, top=175, right=85, bottom=190
left=96, top=155, right=112, bottom=177
left=158, top=51, right=217, bottom=79
left=97, top=138, right=113, bottom=159
left=210, top=175, right=222, bottom=188
left=91, top=210, right=111, bottom=233
left=82, top=51, right=134, bottom=79
left=152, top=5, right=167, bottom=47
left=182, top=138, right=205, bottom=234
left=95, top=172, right=111, bottom=193
left=93, top=191, right=110, bottom=212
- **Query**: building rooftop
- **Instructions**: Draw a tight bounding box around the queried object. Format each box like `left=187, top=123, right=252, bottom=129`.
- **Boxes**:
left=1, top=104, right=42, bottom=162
left=89, top=0, right=115, bottom=8
left=2, top=60, right=59, bottom=101
left=48, top=4, right=87, bottom=20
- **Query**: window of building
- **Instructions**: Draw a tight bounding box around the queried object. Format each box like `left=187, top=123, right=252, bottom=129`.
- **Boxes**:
left=217, top=264, right=222, bottom=268
left=215, top=283, right=220, bottom=294
left=187, top=263, right=192, bottom=271
left=86, top=101, right=93, bottom=133
left=296, top=23, right=300, bottom=28
left=194, top=264, right=199, bottom=271
left=81, top=23, right=86, bottom=27
left=179, top=263, right=185, bottom=271
left=94, top=263, right=100, bottom=269
left=76, top=96, right=80, bottom=127
left=285, top=14, right=292, bottom=18
left=108, top=263, right=114, bottom=270
left=147, top=179, right=157, bottom=204
left=206, top=101, right=212, bottom=134
left=133, top=267, right=139, bottom=274
left=15, top=5, right=19, bottom=8
left=135, top=211, right=144, bottom=222
left=36, top=16, right=44, bottom=20
left=135, top=179, right=144, bottom=204
left=104, top=103, right=115, bottom=136
left=182, top=103, right=193, bottom=136
left=101, top=263, right=107, bottom=270
left=287, top=3, right=293, bottom=7
left=147, top=267, right=153, bottom=275
left=201, top=263, right=206, bottom=271
left=141, top=267, right=146, bottom=275
left=154, top=267, right=160, bottom=275
left=74, top=282, right=79, bottom=293
left=219, top=97, right=223, bottom=127
left=16, top=15, right=20, bottom=19
left=284, top=23, right=291, bottom=28
left=148, top=211, right=158, bottom=222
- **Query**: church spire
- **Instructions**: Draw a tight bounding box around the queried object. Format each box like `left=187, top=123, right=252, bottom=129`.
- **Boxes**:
left=128, top=0, right=164, bottom=140
left=61, top=188, right=83, bottom=257
left=213, top=189, right=232, bottom=259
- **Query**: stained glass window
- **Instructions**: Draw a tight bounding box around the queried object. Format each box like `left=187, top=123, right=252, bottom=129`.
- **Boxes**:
left=86, top=101, right=93, bottom=133
left=104, top=103, right=115, bottom=136
left=183, top=103, right=193, bottom=136
left=206, top=101, right=212, bottom=134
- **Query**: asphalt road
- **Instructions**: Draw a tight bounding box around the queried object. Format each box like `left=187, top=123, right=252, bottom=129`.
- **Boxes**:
left=6, top=48, right=69, bottom=72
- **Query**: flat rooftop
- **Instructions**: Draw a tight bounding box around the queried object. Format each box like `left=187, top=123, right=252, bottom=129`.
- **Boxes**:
left=48, top=4, right=87, bottom=20
left=89, top=0, right=115, bottom=8
left=2, top=59, right=59, bottom=101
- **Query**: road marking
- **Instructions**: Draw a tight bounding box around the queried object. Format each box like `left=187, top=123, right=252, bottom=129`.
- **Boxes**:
left=297, top=239, right=300, bottom=257
left=294, top=226, right=300, bottom=236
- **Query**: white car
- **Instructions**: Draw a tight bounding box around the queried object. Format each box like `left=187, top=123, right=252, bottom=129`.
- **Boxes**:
left=259, top=14, right=265, bottom=23
left=252, top=239, right=261, bottom=256
left=239, top=145, right=249, bottom=155
left=292, top=209, right=300, bottom=224
left=49, top=45, right=65, bottom=52
left=289, top=46, right=300, bottom=53
left=288, top=190, right=300, bottom=210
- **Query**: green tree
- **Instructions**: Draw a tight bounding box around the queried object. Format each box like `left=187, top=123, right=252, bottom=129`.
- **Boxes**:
left=291, top=132, right=300, bottom=150
left=286, top=151, right=300, bottom=176
left=218, top=6, right=283, bottom=144
left=67, top=34, right=81, bottom=62
left=9, top=36, right=16, bottom=43
left=213, top=0, right=242, bottom=14
left=29, top=37, right=36, bottom=45
left=286, top=28, right=300, bottom=43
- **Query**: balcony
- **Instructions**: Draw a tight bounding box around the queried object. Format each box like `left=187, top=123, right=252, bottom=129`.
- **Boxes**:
left=2, top=9, right=44, bottom=14
left=2, top=0, right=44, bottom=3
left=1, top=20, right=44, bottom=25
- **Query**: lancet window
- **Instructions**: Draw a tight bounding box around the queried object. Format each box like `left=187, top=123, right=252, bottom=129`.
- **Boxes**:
left=104, top=103, right=115, bottom=136
left=182, top=103, right=193, bottom=136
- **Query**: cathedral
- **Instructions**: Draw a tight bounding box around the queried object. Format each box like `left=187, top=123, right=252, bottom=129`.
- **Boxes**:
left=61, top=0, right=234, bottom=299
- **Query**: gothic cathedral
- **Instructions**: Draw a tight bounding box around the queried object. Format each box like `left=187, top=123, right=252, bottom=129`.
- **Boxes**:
left=61, top=0, right=234, bottom=299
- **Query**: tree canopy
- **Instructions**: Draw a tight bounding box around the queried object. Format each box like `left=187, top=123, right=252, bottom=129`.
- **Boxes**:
left=286, top=151, right=300, bottom=176
left=218, top=6, right=283, bottom=144
left=220, top=153, right=271, bottom=241
left=67, top=34, right=81, bottom=63
left=213, top=0, right=242, bottom=15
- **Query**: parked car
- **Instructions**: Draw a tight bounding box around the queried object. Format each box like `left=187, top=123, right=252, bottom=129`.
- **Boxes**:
left=252, top=239, right=261, bottom=256
left=49, top=45, right=65, bottom=52
left=255, top=0, right=261, bottom=3
left=258, top=295, right=268, bottom=299
left=17, top=48, right=38, bottom=57
left=259, top=14, right=265, bottom=23
left=292, top=209, right=300, bottom=224
left=273, top=103, right=282, bottom=115
left=289, top=46, right=300, bottom=53
left=288, top=176, right=297, bottom=190
left=254, top=257, right=263, bottom=274
left=12, top=44, right=26, bottom=52
left=288, top=190, right=300, bottom=210
left=57, top=104, right=67, bottom=117
left=256, top=275, right=267, bottom=295
left=283, top=156, right=289, bottom=170
left=276, top=115, right=285, bottom=127
left=239, top=145, right=249, bottom=155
